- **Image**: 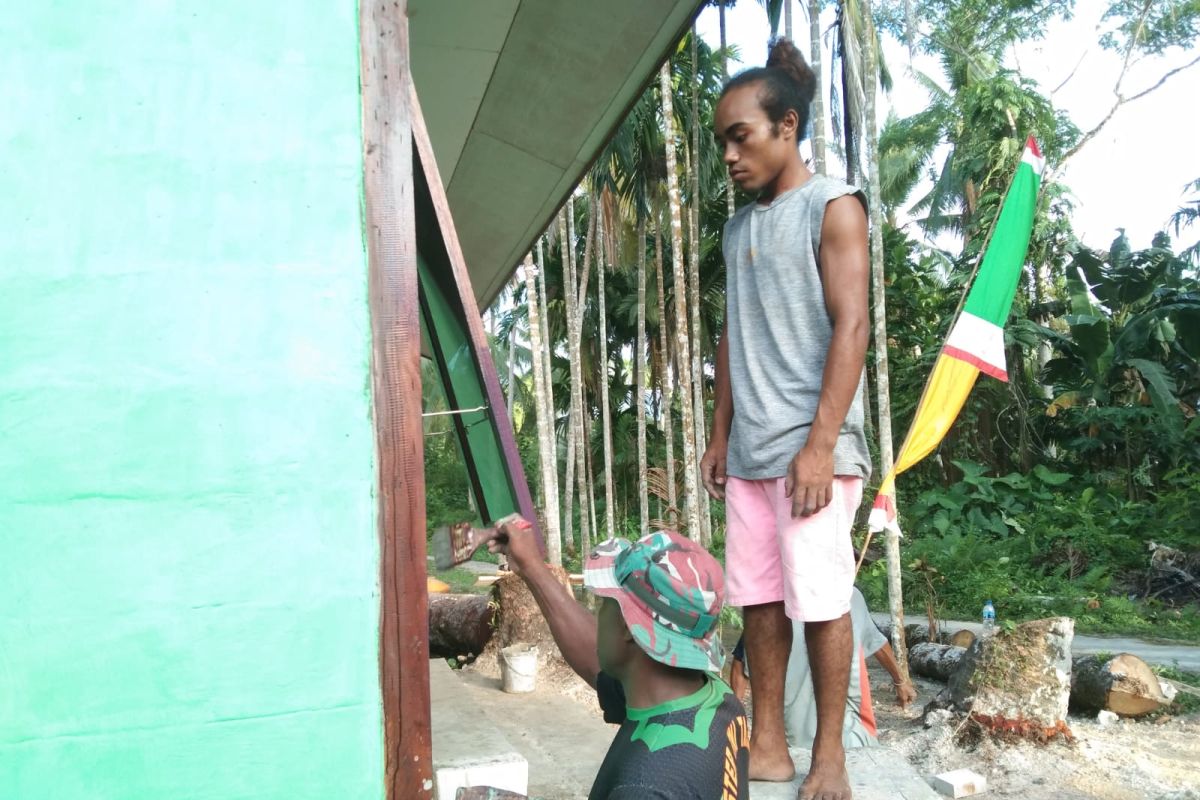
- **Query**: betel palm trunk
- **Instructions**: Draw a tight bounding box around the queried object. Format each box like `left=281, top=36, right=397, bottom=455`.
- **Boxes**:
left=860, top=0, right=908, bottom=680
left=506, top=324, right=517, bottom=420
left=534, top=236, right=558, bottom=511
left=809, top=0, right=828, bottom=174
left=688, top=27, right=712, bottom=547
left=655, top=223, right=677, bottom=525
left=636, top=216, right=650, bottom=536
left=595, top=192, right=616, bottom=541
left=719, top=0, right=735, bottom=217
left=572, top=195, right=597, bottom=559
left=838, top=0, right=864, bottom=186
left=659, top=61, right=701, bottom=540
left=558, top=209, right=576, bottom=555
left=522, top=253, right=562, bottom=565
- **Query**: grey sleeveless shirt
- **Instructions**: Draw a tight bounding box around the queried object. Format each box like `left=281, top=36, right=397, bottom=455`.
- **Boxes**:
left=722, top=175, right=872, bottom=481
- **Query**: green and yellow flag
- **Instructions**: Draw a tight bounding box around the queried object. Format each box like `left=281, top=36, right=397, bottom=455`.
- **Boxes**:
left=869, top=137, right=1045, bottom=536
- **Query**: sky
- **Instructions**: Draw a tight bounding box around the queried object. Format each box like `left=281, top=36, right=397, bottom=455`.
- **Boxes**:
left=694, top=0, right=1200, bottom=252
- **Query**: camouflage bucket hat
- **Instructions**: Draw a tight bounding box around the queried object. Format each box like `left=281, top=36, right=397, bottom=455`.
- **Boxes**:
left=584, top=530, right=725, bottom=674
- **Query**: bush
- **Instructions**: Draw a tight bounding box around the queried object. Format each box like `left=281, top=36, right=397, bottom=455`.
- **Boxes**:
left=858, top=461, right=1200, bottom=639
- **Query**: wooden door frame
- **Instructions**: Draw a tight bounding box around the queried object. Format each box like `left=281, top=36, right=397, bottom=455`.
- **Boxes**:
left=360, top=3, right=541, bottom=797
left=360, top=2, right=432, bottom=798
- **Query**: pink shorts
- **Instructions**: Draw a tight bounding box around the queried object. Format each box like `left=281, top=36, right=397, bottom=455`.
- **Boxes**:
left=724, top=475, right=862, bottom=621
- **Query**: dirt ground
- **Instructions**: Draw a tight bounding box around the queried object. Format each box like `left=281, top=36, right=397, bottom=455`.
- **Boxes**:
left=867, top=663, right=1200, bottom=800
left=465, top=587, right=1199, bottom=798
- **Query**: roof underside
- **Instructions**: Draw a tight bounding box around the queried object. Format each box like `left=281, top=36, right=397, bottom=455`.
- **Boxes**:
left=410, top=0, right=702, bottom=309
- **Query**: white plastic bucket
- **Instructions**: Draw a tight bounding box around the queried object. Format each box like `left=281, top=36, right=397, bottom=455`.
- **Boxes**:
left=500, top=643, right=538, bottom=693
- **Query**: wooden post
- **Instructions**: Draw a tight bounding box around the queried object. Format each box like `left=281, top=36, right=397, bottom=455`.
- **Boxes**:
left=360, top=2, right=432, bottom=798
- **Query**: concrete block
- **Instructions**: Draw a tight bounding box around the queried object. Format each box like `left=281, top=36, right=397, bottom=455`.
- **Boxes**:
left=931, top=768, right=988, bottom=798
left=434, top=758, right=527, bottom=800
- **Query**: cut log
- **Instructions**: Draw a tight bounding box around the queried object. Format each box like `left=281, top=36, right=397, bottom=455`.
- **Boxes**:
left=1071, top=653, right=1170, bottom=717
left=949, top=629, right=976, bottom=649
left=910, top=642, right=967, bottom=682
left=428, top=593, right=494, bottom=660
left=879, top=621, right=946, bottom=647
left=937, top=617, right=1074, bottom=741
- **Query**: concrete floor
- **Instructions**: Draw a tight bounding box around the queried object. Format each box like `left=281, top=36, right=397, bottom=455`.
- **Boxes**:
left=749, top=747, right=939, bottom=800
left=453, top=667, right=615, bottom=800
left=439, top=663, right=941, bottom=800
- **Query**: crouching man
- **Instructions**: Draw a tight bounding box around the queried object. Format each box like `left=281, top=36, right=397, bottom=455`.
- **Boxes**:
left=487, top=516, right=749, bottom=800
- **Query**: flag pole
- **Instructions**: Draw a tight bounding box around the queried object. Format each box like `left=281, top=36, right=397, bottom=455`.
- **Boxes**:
left=859, top=139, right=1046, bottom=671
left=857, top=143, right=1033, bottom=574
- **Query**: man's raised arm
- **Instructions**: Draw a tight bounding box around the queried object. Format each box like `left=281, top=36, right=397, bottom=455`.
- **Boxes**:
left=487, top=517, right=600, bottom=687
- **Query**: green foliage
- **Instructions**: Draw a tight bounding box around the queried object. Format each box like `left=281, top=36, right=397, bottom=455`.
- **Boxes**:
left=1039, top=234, right=1200, bottom=488
left=1100, top=0, right=1200, bottom=55
left=430, top=566, right=487, bottom=595
left=1169, top=177, right=1200, bottom=264
left=859, top=461, right=1200, bottom=640
left=421, top=9, right=1200, bottom=647
left=1152, top=665, right=1200, bottom=714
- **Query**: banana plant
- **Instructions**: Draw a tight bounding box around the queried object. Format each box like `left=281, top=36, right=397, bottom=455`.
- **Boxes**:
left=1041, top=232, right=1200, bottom=423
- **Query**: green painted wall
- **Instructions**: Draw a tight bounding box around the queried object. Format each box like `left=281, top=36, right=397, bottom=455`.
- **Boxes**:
left=0, top=5, right=382, bottom=799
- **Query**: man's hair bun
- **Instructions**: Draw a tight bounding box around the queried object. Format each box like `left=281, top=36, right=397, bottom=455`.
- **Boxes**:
left=722, top=37, right=817, bottom=138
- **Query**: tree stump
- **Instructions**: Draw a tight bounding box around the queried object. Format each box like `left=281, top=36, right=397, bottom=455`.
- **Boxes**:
left=428, top=593, right=494, bottom=660
left=491, top=568, right=571, bottom=654
left=937, top=617, right=1074, bottom=742
left=467, top=567, right=578, bottom=687
left=1071, top=653, right=1169, bottom=717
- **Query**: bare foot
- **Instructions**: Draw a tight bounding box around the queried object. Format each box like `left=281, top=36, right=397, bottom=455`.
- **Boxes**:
left=798, top=750, right=851, bottom=800
left=748, top=734, right=795, bottom=782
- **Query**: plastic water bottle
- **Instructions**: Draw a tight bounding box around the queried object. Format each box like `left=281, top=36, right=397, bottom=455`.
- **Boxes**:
left=982, top=600, right=996, bottom=636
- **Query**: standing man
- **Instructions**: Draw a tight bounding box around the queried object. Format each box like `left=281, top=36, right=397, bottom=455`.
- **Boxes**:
left=701, top=38, right=872, bottom=800
left=727, top=587, right=918, bottom=751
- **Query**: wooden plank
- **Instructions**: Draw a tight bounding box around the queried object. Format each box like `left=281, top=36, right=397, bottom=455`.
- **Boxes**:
left=408, top=80, right=543, bottom=552
left=359, top=2, right=432, bottom=798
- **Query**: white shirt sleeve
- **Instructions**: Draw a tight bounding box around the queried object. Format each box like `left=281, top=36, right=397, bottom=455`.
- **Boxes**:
left=851, top=588, right=888, bottom=657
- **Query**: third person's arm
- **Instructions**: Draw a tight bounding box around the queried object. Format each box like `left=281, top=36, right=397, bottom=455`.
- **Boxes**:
left=701, top=323, right=733, bottom=500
